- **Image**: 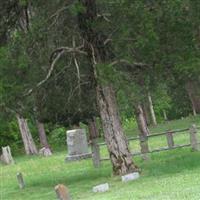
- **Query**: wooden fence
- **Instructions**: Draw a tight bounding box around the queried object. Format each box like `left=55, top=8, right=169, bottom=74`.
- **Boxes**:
left=91, top=124, right=200, bottom=167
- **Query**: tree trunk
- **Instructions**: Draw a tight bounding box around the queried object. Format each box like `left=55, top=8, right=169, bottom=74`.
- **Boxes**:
left=77, top=0, right=139, bottom=175
left=186, top=81, right=200, bottom=116
left=186, top=86, right=197, bottom=116
left=36, top=120, right=51, bottom=151
left=97, top=86, right=139, bottom=175
left=147, top=92, right=157, bottom=126
left=88, top=117, right=99, bottom=140
left=135, top=104, right=150, bottom=137
left=163, top=110, right=168, bottom=121
left=16, top=114, right=38, bottom=155
left=142, top=104, right=150, bottom=126
left=135, top=104, right=150, bottom=155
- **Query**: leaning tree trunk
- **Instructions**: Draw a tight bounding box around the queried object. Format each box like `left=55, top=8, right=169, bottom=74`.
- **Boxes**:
left=77, top=0, right=139, bottom=175
left=147, top=92, right=157, bottom=126
left=97, top=86, right=139, bottom=175
left=36, top=120, right=52, bottom=150
left=16, top=114, right=38, bottom=155
left=142, top=104, right=150, bottom=126
left=135, top=104, right=150, bottom=155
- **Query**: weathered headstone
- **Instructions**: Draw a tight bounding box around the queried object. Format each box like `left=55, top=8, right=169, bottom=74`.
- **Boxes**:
left=17, top=172, right=25, bottom=189
left=66, top=129, right=91, bottom=161
left=121, top=172, right=140, bottom=182
left=39, top=147, right=52, bottom=157
left=55, top=184, right=71, bottom=200
left=92, top=183, right=109, bottom=193
left=1, top=146, right=14, bottom=165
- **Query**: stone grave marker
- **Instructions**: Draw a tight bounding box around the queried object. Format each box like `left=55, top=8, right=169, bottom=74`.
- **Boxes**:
left=55, top=184, right=71, bottom=200
left=66, top=129, right=91, bottom=161
left=121, top=172, right=140, bottom=182
left=92, top=183, right=109, bottom=193
left=17, top=172, right=25, bottom=189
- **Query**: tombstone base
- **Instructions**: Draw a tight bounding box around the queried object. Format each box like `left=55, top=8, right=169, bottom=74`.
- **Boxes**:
left=65, top=153, right=92, bottom=161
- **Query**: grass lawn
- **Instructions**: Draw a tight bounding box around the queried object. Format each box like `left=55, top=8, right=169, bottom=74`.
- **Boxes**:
left=1, top=116, right=200, bottom=200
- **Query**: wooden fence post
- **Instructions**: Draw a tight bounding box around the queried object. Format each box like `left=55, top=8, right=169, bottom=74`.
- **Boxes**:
left=166, top=131, right=174, bottom=149
left=55, top=184, right=71, bottom=200
left=17, top=172, right=25, bottom=189
left=139, top=135, right=149, bottom=160
left=189, top=124, right=200, bottom=151
left=91, top=139, right=100, bottom=168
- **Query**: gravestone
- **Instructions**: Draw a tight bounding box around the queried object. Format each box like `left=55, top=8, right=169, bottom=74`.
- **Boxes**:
left=1, top=146, right=15, bottom=165
left=39, top=147, right=52, bottom=157
left=66, top=129, right=91, bottom=161
left=92, top=183, right=109, bottom=193
left=55, top=184, right=71, bottom=200
left=121, top=172, right=140, bottom=182
left=17, top=172, right=25, bottom=189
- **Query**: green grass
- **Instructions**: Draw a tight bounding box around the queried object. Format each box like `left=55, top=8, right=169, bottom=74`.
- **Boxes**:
left=1, top=116, right=200, bottom=200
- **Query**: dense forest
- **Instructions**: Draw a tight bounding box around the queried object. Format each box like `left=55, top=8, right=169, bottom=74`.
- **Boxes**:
left=1, top=0, right=200, bottom=175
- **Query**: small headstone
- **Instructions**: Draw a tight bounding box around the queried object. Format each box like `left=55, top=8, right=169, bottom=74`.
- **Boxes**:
left=39, top=147, right=52, bottom=157
left=92, top=183, right=109, bottom=193
left=17, top=172, right=25, bottom=189
left=121, top=172, right=140, bottom=182
left=55, top=184, right=71, bottom=200
left=1, top=146, right=14, bottom=165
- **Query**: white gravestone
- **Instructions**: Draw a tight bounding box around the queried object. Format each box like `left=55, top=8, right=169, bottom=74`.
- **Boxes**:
left=66, top=129, right=91, bottom=161
left=121, top=172, right=140, bottom=182
left=92, top=183, right=109, bottom=193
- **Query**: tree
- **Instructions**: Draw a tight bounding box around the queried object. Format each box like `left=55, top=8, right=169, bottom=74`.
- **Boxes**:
left=76, top=0, right=139, bottom=175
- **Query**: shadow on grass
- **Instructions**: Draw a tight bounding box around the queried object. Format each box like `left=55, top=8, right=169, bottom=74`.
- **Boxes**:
left=25, top=161, right=112, bottom=190
left=139, top=148, right=200, bottom=177
left=11, top=148, right=200, bottom=192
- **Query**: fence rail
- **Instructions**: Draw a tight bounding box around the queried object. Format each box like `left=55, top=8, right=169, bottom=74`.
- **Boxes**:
left=91, top=124, right=200, bottom=167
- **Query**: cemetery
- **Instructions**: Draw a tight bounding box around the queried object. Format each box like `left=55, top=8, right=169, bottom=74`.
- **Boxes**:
left=1, top=0, right=200, bottom=199
left=1, top=117, right=200, bottom=199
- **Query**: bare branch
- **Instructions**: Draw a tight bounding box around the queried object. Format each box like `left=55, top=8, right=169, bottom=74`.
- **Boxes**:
left=50, top=44, right=87, bottom=62
left=24, top=50, right=65, bottom=96
left=50, top=6, right=69, bottom=19
left=24, top=41, right=86, bottom=97
left=109, top=59, right=149, bottom=68
left=72, top=37, right=81, bottom=96
left=97, top=13, right=111, bottom=22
